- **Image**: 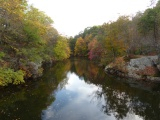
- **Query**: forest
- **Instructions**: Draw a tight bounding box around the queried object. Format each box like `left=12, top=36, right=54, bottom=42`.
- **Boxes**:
left=0, top=0, right=160, bottom=86
left=0, top=0, right=70, bottom=86
left=70, top=0, right=160, bottom=65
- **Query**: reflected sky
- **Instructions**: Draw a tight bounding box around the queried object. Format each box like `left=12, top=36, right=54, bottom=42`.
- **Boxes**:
left=0, top=58, right=159, bottom=120
left=41, top=72, right=143, bottom=120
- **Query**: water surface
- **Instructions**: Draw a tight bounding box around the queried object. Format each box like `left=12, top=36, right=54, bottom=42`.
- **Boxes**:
left=0, top=58, right=160, bottom=120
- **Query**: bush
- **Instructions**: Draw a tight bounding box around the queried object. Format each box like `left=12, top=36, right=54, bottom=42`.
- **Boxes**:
left=0, top=68, right=25, bottom=86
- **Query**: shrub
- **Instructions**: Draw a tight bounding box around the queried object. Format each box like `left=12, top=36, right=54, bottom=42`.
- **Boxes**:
left=0, top=68, right=25, bottom=86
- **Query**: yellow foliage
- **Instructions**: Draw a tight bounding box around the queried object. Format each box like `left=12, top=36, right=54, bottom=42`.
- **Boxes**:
left=74, top=37, right=87, bottom=56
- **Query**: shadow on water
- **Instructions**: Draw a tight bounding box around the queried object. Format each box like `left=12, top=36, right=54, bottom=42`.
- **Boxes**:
left=0, top=58, right=160, bottom=120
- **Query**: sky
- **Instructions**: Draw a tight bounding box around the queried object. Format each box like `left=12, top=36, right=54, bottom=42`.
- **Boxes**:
left=28, top=0, right=156, bottom=37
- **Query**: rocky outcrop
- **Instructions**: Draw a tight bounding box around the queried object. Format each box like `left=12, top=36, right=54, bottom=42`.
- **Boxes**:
left=127, top=56, right=158, bottom=72
left=105, top=56, right=160, bottom=82
left=26, top=61, right=43, bottom=79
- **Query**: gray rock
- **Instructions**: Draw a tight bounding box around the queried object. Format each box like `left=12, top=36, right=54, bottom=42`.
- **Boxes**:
left=128, top=72, right=141, bottom=79
left=105, top=55, right=160, bottom=82
left=27, top=61, right=43, bottom=78
left=127, top=55, right=158, bottom=72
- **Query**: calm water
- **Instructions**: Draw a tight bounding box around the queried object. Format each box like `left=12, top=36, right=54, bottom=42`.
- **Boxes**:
left=0, top=58, right=160, bottom=120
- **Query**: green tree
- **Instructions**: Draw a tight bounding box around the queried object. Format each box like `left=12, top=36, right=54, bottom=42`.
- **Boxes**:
left=138, top=7, right=160, bottom=52
left=69, top=37, right=76, bottom=56
left=0, top=0, right=71, bottom=86
left=53, top=36, right=71, bottom=60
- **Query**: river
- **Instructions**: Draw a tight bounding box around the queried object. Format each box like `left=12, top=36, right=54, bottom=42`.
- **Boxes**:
left=0, top=58, right=160, bottom=120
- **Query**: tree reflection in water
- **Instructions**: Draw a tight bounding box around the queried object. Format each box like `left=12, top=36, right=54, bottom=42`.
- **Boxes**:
left=71, top=58, right=160, bottom=120
left=0, top=58, right=160, bottom=120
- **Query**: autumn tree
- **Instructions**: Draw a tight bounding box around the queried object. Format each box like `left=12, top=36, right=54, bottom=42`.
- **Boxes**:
left=0, top=0, right=27, bottom=43
left=74, top=37, right=87, bottom=56
left=88, top=39, right=103, bottom=61
left=103, top=21, right=127, bottom=62
left=0, top=0, right=71, bottom=86
left=53, top=36, right=71, bottom=60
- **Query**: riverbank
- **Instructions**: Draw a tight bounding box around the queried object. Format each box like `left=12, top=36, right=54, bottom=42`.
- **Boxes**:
left=0, top=59, right=64, bottom=86
left=1, top=58, right=160, bottom=120
left=105, top=55, right=160, bottom=83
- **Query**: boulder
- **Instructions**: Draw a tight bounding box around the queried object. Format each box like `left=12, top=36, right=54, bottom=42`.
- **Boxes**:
left=27, top=62, right=43, bottom=78
left=105, top=55, right=160, bottom=82
left=127, top=56, right=158, bottom=71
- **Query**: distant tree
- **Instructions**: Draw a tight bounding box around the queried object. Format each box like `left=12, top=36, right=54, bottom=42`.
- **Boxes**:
left=53, top=36, right=71, bottom=60
left=138, top=7, right=160, bottom=53
left=84, top=34, right=92, bottom=44
left=74, top=37, right=87, bottom=56
left=70, top=0, right=160, bottom=65
left=88, top=39, right=103, bottom=60
left=104, top=21, right=127, bottom=61
left=69, top=37, right=77, bottom=56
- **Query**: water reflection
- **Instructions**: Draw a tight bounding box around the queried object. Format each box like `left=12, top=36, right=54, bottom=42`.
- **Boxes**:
left=42, top=72, right=111, bottom=120
left=0, top=58, right=160, bottom=120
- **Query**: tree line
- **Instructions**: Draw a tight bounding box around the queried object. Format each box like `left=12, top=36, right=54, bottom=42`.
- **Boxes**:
left=70, top=0, right=160, bottom=65
left=1, top=0, right=160, bottom=86
left=0, top=0, right=70, bottom=86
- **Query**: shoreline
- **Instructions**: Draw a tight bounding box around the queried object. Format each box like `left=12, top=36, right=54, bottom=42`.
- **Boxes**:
left=104, top=55, right=160, bottom=83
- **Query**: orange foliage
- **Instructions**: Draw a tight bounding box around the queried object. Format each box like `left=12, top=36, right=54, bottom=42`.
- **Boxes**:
left=109, top=57, right=127, bottom=73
